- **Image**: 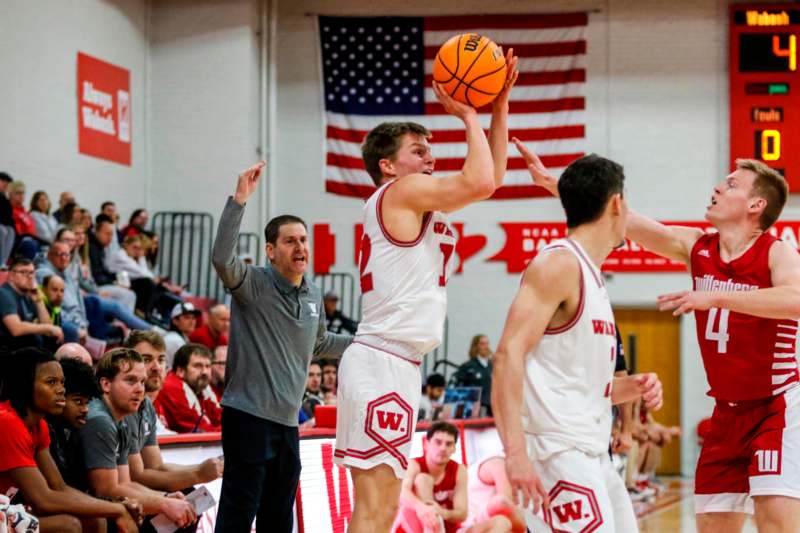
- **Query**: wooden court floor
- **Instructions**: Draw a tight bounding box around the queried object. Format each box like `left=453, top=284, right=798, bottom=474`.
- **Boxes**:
left=637, top=480, right=757, bottom=532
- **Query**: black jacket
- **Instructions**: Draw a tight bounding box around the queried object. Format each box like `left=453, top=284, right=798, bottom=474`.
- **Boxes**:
left=88, top=233, right=115, bottom=286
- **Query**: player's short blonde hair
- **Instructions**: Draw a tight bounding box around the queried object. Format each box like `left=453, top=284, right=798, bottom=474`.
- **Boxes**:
left=736, top=159, right=788, bottom=230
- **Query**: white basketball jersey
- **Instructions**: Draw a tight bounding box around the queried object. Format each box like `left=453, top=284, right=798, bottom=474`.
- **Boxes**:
left=356, top=180, right=457, bottom=360
left=522, top=238, right=617, bottom=460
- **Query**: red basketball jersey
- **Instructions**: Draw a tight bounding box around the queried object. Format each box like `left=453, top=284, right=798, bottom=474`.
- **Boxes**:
left=416, top=457, right=460, bottom=533
left=691, top=232, right=799, bottom=401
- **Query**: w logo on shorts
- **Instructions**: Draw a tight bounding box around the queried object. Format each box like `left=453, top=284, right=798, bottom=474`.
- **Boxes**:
left=376, top=410, right=404, bottom=431
left=755, top=449, right=781, bottom=474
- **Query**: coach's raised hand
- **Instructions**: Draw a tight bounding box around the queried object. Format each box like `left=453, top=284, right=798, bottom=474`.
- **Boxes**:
left=233, top=160, right=266, bottom=205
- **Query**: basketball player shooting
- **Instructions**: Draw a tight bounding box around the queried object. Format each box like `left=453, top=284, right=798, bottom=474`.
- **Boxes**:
left=492, top=152, right=663, bottom=532
left=333, top=51, right=518, bottom=533
left=519, top=143, right=800, bottom=532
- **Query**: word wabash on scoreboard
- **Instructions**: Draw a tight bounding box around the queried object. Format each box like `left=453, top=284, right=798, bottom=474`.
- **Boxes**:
left=730, top=4, right=800, bottom=190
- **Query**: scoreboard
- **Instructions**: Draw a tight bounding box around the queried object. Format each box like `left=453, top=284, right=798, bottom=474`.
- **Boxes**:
left=730, top=4, right=800, bottom=190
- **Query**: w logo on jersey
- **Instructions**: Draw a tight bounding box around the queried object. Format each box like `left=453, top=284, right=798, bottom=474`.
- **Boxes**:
left=376, top=410, right=404, bottom=431
left=754, top=450, right=781, bottom=474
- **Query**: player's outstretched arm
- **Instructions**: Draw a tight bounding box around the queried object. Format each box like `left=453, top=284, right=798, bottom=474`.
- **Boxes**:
left=488, top=48, right=519, bottom=189
left=492, top=249, right=578, bottom=512
left=212, top=161, right=266, bottom=294
left=389, top=84, right=495, bottom=214
left=658, top=239, right=800, bottom=320
left=513, top=140, right=703, bottom=264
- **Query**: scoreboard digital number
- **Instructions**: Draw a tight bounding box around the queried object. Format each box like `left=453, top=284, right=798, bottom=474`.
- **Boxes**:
left=730, top=5, right=800, bottom=190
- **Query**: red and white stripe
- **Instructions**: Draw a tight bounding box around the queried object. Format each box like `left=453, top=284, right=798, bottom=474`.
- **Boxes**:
left=324, top=13, right=588, bottom=199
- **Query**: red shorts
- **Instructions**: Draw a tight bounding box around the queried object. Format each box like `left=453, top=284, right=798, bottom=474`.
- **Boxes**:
left=695, top=384, right=800, bottom=514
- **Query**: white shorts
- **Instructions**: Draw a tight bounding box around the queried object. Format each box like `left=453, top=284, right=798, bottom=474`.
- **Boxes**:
left=524, top=448, right=637, bottom=533
left=333, top=338, right=422, bottom=479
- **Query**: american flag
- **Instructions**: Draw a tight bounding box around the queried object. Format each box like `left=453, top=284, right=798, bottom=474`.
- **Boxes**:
left=319, top=13, right=588, bottom=199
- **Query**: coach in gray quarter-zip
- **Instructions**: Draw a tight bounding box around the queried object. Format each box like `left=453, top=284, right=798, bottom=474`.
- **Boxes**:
left=211, top=161, right=352, bottom=533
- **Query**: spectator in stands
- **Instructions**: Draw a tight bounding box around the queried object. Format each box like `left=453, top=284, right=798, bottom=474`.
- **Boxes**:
left=393, top=421, right=467, bottom=533
left=0, top=173, right=16, bottom=265
left=88, top=215, right=122, bottom=289
left=62, top=225, right=138, bottom=313
left=189, top=303, right=230, bottom=349
left=164, top=302, right=201, bottom=366
left=155, top=343, right=222, bottom=433
left=40, top=273, right=65, bottom=351
left=122, top=208, right=149, bottom=239
left=81, top=348, right=197, bottom=529
left=0, top=256, right=62, bottom=349
left=9, top=181, right=44, bottom=259
left=301, top=360, right=324, bottom=419
left=321, top=358, right=338, bottom=400
left=211, top=345, right=227, bottom=400
left=55, top=343, right=93, bottom=366
left=106, top=233, right=182, bottom=321
left=29, top=191, right=58, bottom=244
left=324, top=291, right=358, bottom=334
left=0, top=347, right=140, bottom=532
left=53, top=191, right=75, bottom=223
left=122, top=331, right=224, bottom=495
left=60, top=202, right=82, bottom=228
left=46, top=357, right=99, bottom=492
left=36, top=241, right=88, bottom=343
left=100, top=201, right=121, bottom=254
left=418, top=373, right=446, bottom=421
left=453, top=334, right=494, bottom=415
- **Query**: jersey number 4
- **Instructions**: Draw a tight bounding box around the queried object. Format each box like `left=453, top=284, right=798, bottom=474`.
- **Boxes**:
left=359, top=234, right=454, bottom=293
left=705, top=307, right=730, bottom=354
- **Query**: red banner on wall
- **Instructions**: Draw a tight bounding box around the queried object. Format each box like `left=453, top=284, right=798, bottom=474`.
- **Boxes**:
left=489, top=220, right=800, bottom=273
left=77, top=52, right=131, bottom=165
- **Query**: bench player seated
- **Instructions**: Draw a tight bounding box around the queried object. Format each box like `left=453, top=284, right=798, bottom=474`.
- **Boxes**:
left=393, top=422, right=467, bottom=533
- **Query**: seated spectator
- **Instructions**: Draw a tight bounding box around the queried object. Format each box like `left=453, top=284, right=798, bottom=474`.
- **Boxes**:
left=453, top=334, right=494, bottom=415
left=164, top=302, right=201, bottom=367
left=189, top=304, right=229, bottom=349
left=40, top=273, right=65, bottom=351
left=60, top=202, right=83, bottom=228
left=460, top=451, right=526, bottom=532
left=393, top=422, right=467, bottom=533
left=321, top=358, right=338, bottom=401
left=0, top=348, right=139, bottom=532
left=0, top=257, right=62, bottom=350
left=46, top=357, right=99, bottom=492
left=55, top=343, right=93, bottom=366
left=418, top=373, right=446, bottom=421
left=123, top=331, right=223, bottom=491
left=324, top=291, right=358, bottom=334
left=29, top=191, right=58, bottom=244
left=52, top=191, right=75, bottom=224
left=122, top=330, right=173, bottom=435
left=0, top=173, right=16, bottom=265
left=301, top=360, right=324, bottom=420
left=155, top=343, right=222, bottom=433
left=81, top=348, right=197, bottom=529
left=8, top=181, right=44, bottom=260
left=104, top=230, right=180, bottom=322
left=99, top=201, right=121, bottom=255
left=36, top=241, right=88, bottom=343
left=211, top=345, right=227, bottom=401
left=121, top=208, right=149, bottom=239
left=62, top=225, right=137, bottom=312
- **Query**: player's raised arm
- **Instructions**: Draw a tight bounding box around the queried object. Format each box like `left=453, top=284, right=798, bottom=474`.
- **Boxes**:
left=491, top=249, right=579, bottom=512
left=513, top=140, right=703, bottom=263
left=388, top=83, right=495, bottom=214
left=488, top=48, right=519, bottom=189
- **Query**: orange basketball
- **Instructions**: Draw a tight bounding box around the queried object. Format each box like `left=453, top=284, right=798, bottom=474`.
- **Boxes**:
left=432, top=34, right=507, bottom=108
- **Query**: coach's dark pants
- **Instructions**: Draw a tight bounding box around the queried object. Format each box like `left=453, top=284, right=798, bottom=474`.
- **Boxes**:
left=215, top=407, right=301, bottom=533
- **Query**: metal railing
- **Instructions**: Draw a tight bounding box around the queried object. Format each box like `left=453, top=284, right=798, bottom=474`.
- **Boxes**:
left=152, top=212, right=261, bottom=303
